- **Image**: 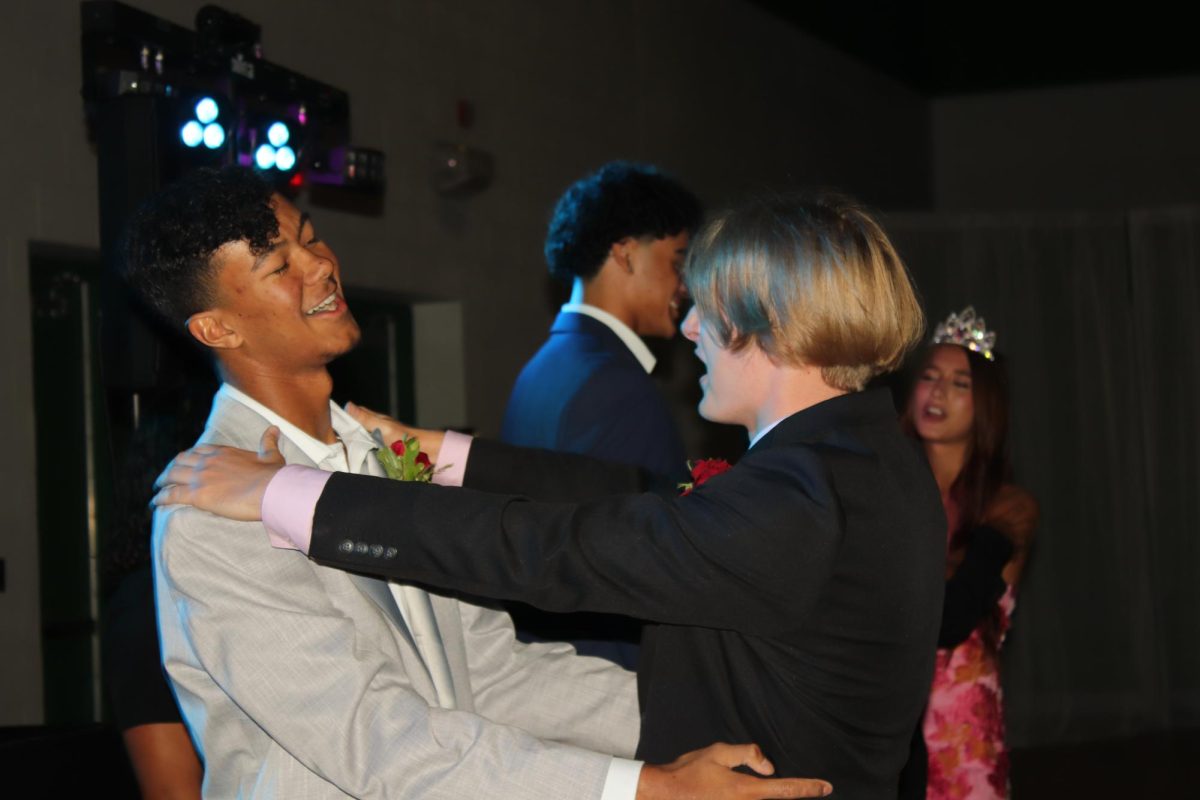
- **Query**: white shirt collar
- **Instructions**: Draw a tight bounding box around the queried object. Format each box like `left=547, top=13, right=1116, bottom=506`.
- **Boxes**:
left=560, top=302, right=656, bottom=373
left=218, top=383, right=378, bottom=474
left=748, top=416, right=787, bottom=450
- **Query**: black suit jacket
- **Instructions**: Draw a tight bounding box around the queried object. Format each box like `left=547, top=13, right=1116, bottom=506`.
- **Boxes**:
left=312, top=389, right=945, bottom=798
left=500, top=311, right=686, bottom=481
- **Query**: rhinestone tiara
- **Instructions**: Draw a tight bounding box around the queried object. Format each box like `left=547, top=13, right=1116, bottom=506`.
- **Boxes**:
left=931, top=306, right=996, bottom=361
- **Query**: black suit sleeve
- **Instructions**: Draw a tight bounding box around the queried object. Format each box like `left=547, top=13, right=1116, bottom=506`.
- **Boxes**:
left=462, top=438, right=678, bottom=501
left=309, top=442, right=840, bottom=637
left=938, top=525, right=1014, bottom=648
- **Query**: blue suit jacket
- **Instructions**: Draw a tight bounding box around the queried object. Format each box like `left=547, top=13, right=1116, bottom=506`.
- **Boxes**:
left=500, top=311, right=686, bottom=482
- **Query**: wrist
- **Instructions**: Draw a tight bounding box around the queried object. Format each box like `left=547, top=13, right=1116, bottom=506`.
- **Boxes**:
left=426, top=430, right=446, bottom=464
left=634, top=764, right=662, bottom=800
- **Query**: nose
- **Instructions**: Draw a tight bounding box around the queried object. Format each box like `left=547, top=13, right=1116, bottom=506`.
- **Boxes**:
left=674, top=278, right=689, bottom=302
left=682, top=306, right=700, bottom=342
left=302, top=248, right=335, bottom=285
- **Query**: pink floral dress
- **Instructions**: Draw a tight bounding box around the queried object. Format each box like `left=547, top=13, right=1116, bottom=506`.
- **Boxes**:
left=923, top=580, right=1015, bottom=800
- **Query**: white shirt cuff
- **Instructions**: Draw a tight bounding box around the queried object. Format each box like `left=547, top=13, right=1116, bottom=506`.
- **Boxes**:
left=600, top=757, right=643, bottom=800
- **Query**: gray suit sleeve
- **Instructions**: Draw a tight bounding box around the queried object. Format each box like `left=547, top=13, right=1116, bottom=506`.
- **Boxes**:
left=156, top=506, right=616, bottom=799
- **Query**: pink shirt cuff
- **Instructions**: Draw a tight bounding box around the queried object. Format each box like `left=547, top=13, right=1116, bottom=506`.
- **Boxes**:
left=263, top=465, right=332, bottom=553
left=431, top=430, right=472, bottom=487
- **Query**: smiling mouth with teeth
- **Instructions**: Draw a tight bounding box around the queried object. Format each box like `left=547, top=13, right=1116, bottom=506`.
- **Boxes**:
left=305, top=291, right=339, bottom=316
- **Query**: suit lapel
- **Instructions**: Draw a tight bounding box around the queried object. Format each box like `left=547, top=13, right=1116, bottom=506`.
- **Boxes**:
left=362, top=442, right=459, bottom=709
left=205, top=391, right=443, bottom=703
left=353, top=453, right=420, bottom=655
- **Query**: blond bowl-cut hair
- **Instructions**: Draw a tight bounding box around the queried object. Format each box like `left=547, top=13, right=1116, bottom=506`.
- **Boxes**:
left=684, top=192, right=924, bottom=392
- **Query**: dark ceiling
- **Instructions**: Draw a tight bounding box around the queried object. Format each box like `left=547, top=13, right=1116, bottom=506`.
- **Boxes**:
left=753, top=1, right=1198, bottom=96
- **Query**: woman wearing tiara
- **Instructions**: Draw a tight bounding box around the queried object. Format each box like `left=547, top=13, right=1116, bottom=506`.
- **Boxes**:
left=902, top=308, right=1038, bottom=800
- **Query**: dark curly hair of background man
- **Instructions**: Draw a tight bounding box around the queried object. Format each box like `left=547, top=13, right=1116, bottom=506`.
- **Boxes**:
left=543, top=161, right=702, bottom=283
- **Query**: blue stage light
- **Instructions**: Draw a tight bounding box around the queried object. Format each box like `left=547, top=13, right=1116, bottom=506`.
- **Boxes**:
left=255, top=144, right=277, bottom=170
left=195, top=97, right=219, bottom=124
left=180, top=120, right=204, bottom=148
left=274, top=146, right=296, bottom=171
left=203, top=123, right=225, bottom=149
left=267, top=122, right=290, bottom=148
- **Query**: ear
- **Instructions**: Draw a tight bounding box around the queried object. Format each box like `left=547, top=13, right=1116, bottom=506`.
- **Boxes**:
left=608, top=237, right=637, bottom=274
left=185, top=310, right=242, bottom=351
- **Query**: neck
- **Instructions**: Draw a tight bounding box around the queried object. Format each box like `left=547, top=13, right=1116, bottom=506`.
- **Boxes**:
left=922, top=439, right=968, bottom=494
left=747, top=363, right=846, bottom=442
left=220, top=361, right=337, bottom=444
left=569, top=274, right=637, bottom=332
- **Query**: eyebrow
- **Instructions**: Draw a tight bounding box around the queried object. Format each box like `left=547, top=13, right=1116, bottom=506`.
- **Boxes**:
left=923, top=366, right=972, bottom=377
left=250, top=212, right=315, bottom=272
left=250, top=241, right=283, bottom=272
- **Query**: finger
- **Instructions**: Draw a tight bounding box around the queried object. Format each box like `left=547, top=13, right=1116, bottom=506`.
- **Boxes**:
left=713, top=742, right=774, bottom=776
left=344, top=402, right=381, bottom=426
left=154, top=449, right=211, bottom=487
left=151, top=486, right=179, bottom=507
left=259, top=426, right=283, bottom=460
left=153, top=463, right=196, bottom=491
left=175, top=444, right=218, bottom=459
left=747, top=777, right=833, bottom=798
left=153, top=462, right=174, bottom=490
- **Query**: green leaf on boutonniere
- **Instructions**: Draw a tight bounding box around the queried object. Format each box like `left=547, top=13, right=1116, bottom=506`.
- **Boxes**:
left=374, top=432, right=446, bottom=483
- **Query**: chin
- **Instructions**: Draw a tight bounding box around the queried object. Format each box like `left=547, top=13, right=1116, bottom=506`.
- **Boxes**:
left=323, top=321, right=363, bottom=361
left=696, top=397, right=732, bottom=426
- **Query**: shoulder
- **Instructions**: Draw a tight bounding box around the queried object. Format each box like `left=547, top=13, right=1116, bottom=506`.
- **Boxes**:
left=153, top=504, right=274, bottom=579
left=514, top=332, right=625, bottom=393
left=710, top=443, right=838, bottom=512
left=559, top=359, right=657, bottom=418
left=985, top=484, right=1039, bottom=544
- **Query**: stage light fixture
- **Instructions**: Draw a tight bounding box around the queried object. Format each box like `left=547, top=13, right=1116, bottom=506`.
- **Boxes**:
left=195, top=96, right=219, bottom=124
left=180, top=120, right=204, bottom=148
left=203, top=123, right=225, bottom=149
left=267, top=122, right=290, bottom=147
left=274, top=145, right=296, bottom=171
left=255, top=144, right=277, bottom=169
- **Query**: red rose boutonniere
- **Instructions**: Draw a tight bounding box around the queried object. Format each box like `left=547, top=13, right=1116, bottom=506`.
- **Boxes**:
left=374, top=434, right=446, bottom=482
left=677, top=458, right=733, bottom=495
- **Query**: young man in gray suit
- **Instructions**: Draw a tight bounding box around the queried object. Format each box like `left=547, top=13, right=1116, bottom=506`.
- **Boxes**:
left=127, top=167, right=828, bottom=799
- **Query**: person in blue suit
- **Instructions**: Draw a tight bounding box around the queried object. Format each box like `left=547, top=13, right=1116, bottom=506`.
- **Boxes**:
left=499, top=163, right=702, bottom=665
left=501, top=162, right=702, bottom=481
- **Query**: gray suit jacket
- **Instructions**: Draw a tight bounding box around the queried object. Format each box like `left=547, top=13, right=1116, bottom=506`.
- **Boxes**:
left=153, top=390, right=639, bottom=798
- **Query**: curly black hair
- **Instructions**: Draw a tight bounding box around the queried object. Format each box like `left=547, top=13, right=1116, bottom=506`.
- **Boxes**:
left=543, top=162, right=702, bottom=283
left=122, top=166, right=279, bottom=328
